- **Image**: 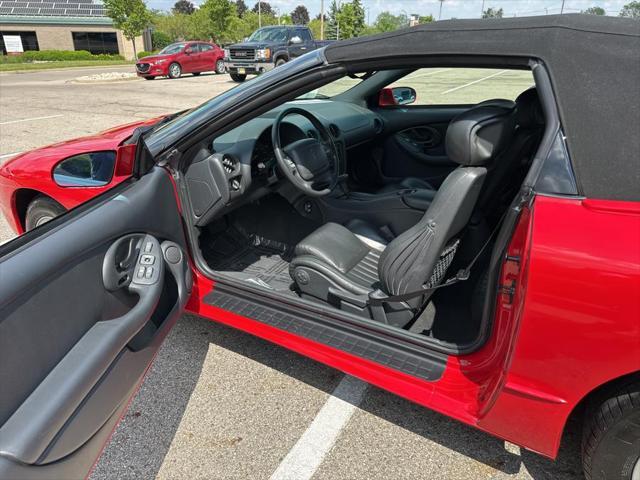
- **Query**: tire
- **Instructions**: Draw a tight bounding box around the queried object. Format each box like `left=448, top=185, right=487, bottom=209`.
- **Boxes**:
left=275, top=57, right=287, bottom=67
left=215, top=59, right=226, bottom=74
left=144, top=76, right=155, bottom=80
left=192, top=72, right=201, bottom=76
left=230, top=73, right=247, bottom=82
left=25, top=196, right=65, bottom=231
left=582, top=378, right=640, bottom=480
left=168, top=62, right=182, bottom=79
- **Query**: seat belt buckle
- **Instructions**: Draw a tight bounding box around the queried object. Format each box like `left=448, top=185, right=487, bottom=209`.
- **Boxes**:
left=455, top=269, right=471, bottom=281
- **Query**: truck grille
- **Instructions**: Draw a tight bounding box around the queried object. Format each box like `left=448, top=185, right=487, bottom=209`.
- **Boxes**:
left=136, top=63, right=150, bottom=73
left=229, top=48, right=255, bottom=61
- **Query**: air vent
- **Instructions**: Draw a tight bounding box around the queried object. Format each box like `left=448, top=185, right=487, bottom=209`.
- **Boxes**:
left=329, top=124, right=340, bottom=137
left=373, top=118, right=384, bottom=134
left=221, top=154, right=237, bottom=174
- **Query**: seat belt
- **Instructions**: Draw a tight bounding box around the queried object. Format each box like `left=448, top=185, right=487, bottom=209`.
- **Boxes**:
left=368, top=213, right=507, bottom=306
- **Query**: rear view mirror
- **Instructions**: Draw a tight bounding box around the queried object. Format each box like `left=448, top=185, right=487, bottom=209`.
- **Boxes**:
left=53, top=151, right=116, bottom=187
left=378, top=86, right=417, bottom=107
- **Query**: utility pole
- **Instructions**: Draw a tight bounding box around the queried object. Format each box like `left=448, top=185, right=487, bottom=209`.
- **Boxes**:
left=560, top=0, right=566, bottom=14
left=320, top=0, right=324, bottom=40
left=258, top=1, right=262, bottom=28
left=481, top=0, right=485, bottom=17
left=439, top=0, right=445, bottom=20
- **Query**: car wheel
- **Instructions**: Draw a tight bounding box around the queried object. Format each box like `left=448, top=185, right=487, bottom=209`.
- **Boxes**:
left=144, top=76, right=155, bottom=80
left=230, top=73, right=247, bottom=82
left=25, top=196, right=66, bottom=231
left=168, top=62, right=182, bottom=79
left=192, top=72, right=201, bottom=76
left=275, top=58, right=287, bottom=67
left=582, top=378, right=640, bottom=480
left=215, top=59, right=226, bottom=74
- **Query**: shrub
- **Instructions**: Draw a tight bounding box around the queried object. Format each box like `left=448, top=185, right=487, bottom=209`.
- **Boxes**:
left=152, top=30, right=172, bottom=50
left=137, top=50, right=155, bottom=59
left=0, top=50, right=125, bottom=63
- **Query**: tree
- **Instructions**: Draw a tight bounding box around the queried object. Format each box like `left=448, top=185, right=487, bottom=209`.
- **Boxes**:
left=582, top=6, right=606, bottom=15
left=173, top=0, right=195, bottom=14
left=252, top=1, right=274, bottom=16
left=326, top=0, right=340, bottom=39
left=291, top=5, right=310, bottom=25
left=201, top=0, right=237, bottom=42
left=419, top=14, right=435, bottom=23
left=619, top=1, right=640, bottom=17
left=350, top=0, right=366, bottom=36
left=151, top=30, right=172, bottom=49
left=372, top=11, right=407, bottom=32
left=482, top=7, right=503, bottom=18
left=103, top=0, right=151, bottom=59
left=235, top=0, right=248, bottom=17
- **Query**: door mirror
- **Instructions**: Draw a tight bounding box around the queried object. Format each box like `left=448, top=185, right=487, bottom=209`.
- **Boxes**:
left=53, top=151, right=116, bottom=187
left=290, top=36, right=302, bottom=45
left=379, top=86, right=417, bottom=106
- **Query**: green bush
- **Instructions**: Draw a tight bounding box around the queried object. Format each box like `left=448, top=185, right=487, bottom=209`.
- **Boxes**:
left=137, top=50, right=156, bottom=59
left=152, top=30, right=172, bottom=50
left=0, top=50, right=125, bottom=63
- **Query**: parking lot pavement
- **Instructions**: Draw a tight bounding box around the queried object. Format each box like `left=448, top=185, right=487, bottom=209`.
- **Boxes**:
left=1, top=67, right=584, bottom=480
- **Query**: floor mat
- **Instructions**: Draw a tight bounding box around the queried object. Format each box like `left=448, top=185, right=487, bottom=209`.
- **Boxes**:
left=202, top=228, right=295, bottom=292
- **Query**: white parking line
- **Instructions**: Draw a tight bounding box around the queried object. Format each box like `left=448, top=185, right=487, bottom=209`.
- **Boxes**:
left=441, top=70, right=509, bottom=94
left=0, top=114, right=63, bottom=125
left=405, top=68, right=452, bottom=80
left=269, top=375, right=368, bottom=480
left=0, top=151, right=22, bottom=159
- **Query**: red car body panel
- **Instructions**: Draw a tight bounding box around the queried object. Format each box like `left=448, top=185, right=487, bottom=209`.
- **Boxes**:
left=0, top=117, right=161, bottom=234
left=135, top=42, right=224, bottom=78
left=1, top=127, right=639, bottom=459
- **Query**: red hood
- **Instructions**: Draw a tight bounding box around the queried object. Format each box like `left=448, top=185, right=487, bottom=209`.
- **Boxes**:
left=2, top=116, right=164, bottom=174
left=137, top=54, right=172, bottom=63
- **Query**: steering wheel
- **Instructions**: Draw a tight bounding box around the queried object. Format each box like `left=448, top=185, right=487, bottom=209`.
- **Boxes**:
left=272, top=107, right=340, bottom=197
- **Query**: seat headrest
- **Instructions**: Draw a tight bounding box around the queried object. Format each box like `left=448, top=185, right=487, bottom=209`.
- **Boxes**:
left=445, top=101, right=516, bottom=167
left=515, top=88, right=544, bottom=128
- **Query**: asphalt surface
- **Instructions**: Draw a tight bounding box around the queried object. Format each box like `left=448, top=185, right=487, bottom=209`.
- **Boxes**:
left=0, top=66, right=584, bottom=480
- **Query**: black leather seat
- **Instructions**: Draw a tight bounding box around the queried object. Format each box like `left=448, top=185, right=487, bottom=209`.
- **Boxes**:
left=290, top=102, right=516, bottom=327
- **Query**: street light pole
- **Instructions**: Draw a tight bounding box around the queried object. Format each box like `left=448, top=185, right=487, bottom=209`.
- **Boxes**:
left=560, top=0, right=566, bottom=14
left=439, top=0, right=445, bottom=20
left=258, top=1, right=262, bottom=28
left=481, top=0, right=485, bottom=17
left=320, top=0, right=324, bottom=40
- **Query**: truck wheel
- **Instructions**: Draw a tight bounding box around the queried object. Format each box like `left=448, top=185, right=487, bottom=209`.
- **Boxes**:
left=582, top=378, right=640, bottom=480
left=168, top=62, right=182, bottom=79
left=215, top=59, right=225, bottom=74
left=25, top=196, right=66, bottom=231
left=275, top=58, right=287, bottom=67
left=230, top=73, right=247, bottom=82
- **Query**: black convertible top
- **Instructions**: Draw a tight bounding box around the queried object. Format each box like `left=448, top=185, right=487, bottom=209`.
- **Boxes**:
left=326, top=15, right=640, bottom=201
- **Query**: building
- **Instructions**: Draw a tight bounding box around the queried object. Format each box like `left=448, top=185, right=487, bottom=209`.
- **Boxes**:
left=0, top=0, right=149, bottom=60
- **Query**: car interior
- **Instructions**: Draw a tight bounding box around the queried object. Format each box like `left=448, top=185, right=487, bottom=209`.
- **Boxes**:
left=181, top=66, right=545, bottom=347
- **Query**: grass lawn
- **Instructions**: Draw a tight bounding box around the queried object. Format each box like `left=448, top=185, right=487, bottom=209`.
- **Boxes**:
left=0, top=60, right=133, bottom=72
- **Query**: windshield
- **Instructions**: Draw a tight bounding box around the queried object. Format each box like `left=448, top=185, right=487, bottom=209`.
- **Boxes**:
left=298, top=75, right=369, bottom=99
left=248, top=27, right=288, bottom=43
left=159, top=43, right=186, bottom=55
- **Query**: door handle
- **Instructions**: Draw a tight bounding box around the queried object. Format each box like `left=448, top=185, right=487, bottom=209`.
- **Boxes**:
left=0, top=235, right=165, bottom=465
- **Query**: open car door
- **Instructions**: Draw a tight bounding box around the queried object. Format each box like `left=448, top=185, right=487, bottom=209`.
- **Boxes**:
left=0, top=166, right=191, bottom=480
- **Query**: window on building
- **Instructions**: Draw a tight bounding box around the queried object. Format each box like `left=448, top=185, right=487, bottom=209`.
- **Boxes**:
left=0, top=31, right=39, bottom=55
left=72, top=32, right=119, bottom=55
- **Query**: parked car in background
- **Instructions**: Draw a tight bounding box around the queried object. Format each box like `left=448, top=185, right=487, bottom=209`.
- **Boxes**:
left=223, top=25, right=333, bottom=82
left=136, top=41, right=225, bottom=80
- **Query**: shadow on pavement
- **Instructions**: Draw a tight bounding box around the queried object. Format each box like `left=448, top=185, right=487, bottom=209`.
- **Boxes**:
left=91, top=314, right=584, bottom=480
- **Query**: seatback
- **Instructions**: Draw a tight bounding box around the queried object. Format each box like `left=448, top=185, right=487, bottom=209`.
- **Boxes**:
left=476, top=88, right=545, bottom=215
left=378, top=103, right=516, bottom=297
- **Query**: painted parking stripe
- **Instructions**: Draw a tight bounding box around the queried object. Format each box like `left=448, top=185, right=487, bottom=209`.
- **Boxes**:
left=0, top=114, right=63, bottom=125
left=0, top=151, right=22, bottom=159
left=269, top=375, right=368, bottom=480
left=405, top=68, right=452, bottom=80
left=441, top=70, right=509, bottom=94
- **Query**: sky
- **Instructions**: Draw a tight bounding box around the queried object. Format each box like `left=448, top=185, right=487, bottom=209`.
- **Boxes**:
left=145, top=0, right=632, bottom=22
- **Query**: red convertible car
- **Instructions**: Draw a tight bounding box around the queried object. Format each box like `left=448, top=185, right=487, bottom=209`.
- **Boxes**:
left=135, top=41, right=226, bottom=79
left=0, top=15, right=638, bottom=480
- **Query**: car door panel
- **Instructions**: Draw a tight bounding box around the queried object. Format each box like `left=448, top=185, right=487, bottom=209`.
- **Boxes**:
left=0, top=167, right=190, bottom=479
left=371, top=105, right=468, bottom=188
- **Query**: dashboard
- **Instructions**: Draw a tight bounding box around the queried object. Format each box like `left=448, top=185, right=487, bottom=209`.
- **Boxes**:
left=185, top=99, right=385, bottom=226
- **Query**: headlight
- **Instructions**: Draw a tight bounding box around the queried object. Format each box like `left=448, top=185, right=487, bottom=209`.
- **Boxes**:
left=155, top=59, right=168, bottom=64
left=255, top=48, right=271, bottom=60
left=224, top=48, right=230, bottom=59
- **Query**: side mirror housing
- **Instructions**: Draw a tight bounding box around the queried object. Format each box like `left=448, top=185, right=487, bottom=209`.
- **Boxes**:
left=290, top=36, right=302, bottom=45
left=378, top=86, right=417, bottom=107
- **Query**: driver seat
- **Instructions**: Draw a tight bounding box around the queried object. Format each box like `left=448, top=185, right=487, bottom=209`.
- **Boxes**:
left=289, top=102, right=516, bottom=327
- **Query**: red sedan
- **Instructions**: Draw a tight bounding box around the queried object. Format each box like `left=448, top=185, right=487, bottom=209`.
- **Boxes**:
left=0, top=16, right=638, bottom=480
left=135, top=41, right=226, bottom=79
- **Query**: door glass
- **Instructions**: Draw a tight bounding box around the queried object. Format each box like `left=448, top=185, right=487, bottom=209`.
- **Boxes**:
left=200, top=44, right=213, bottom=52
left=388, top=68, right=535, bottom=105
